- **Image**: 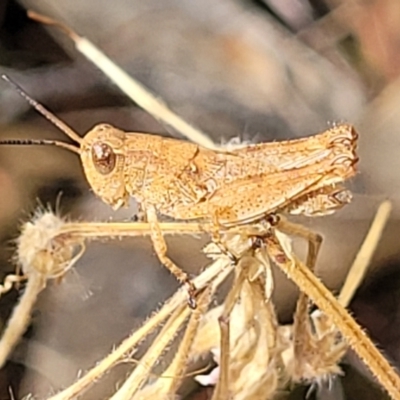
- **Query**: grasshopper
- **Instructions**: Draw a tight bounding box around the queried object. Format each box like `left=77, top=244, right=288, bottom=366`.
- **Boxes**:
left=0, top=75, right=358, bottom=308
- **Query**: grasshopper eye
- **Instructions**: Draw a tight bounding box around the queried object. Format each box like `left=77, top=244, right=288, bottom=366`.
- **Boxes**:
left=91, top=142, right=116, bottom=175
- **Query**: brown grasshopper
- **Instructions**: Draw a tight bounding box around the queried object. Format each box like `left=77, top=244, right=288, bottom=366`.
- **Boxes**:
left=0, top=75, right=358, bottom=308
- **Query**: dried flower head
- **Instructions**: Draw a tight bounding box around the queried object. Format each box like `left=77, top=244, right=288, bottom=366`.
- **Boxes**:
left=0, top=210, right=84, bottom=368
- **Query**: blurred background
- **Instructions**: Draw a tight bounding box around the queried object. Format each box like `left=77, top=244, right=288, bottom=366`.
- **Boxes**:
left=0, top=0, right=400, bottom=399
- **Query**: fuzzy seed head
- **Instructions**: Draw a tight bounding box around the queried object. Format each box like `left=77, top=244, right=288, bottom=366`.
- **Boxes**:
left=17, top=211, right=81, bottom=278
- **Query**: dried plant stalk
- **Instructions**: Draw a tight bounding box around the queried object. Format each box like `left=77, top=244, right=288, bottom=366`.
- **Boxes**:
left=27, top=11, right=216, bottom=149
left=130, top=287, right=212, bottom=399
left=283, top=200, right=393, bottom=388
left=46, top=247, right=233, bottom=399
left=265, top=229, right=400, bottom=400
left=111, top=302, right=191, bottom=400
left=46, top=256, right=233, bottom=400
left=338, top=200, right=392, bottom=306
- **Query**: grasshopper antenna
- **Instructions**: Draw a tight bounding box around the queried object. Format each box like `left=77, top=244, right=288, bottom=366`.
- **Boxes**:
left=1, top=75, right=83, bottom=147
left=0, top=138, right=80, bottom=154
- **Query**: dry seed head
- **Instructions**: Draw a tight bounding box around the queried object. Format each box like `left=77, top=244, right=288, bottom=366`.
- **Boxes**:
left=281, top=311, right=347, bottom=386
left=194, top=234, right=285, bottom=399
left=194, top=282, right=282, bottom=399
left=0, top=211, right=84, bottom=369
left=17, top=211, right=83, bottom=278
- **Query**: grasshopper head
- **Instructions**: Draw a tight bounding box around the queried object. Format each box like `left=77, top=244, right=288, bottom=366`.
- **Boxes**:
left=80, top=124, right=129, bottom=210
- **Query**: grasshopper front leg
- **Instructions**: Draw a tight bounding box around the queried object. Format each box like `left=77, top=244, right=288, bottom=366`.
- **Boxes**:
left=146, top=206, right=197, bottom=308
